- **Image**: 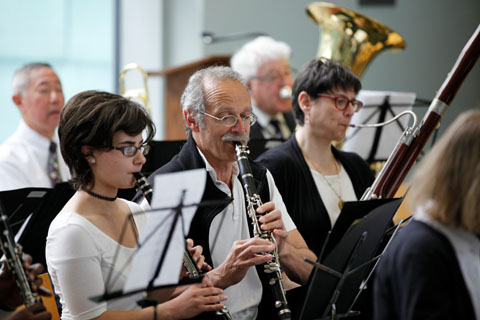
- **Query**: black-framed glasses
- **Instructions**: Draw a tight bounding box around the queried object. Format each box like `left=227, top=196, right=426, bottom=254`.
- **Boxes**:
left=201, top=111, right=257, bottom=127
left=111, top=144, right=151, bottom=157
left=317, top=94, right=363, bottom=113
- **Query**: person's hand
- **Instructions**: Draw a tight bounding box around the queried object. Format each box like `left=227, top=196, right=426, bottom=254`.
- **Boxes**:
left=7, top=303, right=51, bottom=320
left=161, top=276, right=226, bottom=319
left=180, top=239, right=212, bottom=279
left=208, top=237, right=275, bottom=289
left=257, top=201, right=288, bottom=254
left=0, top=256, right=51, bottom=310
left=186, top=238, right=211, bottom=273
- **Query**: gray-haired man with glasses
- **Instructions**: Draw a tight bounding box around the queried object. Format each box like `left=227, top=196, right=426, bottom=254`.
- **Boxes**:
left=231, top=36, right=297, bottom=141
left=143, top=66, right=315, bottom=319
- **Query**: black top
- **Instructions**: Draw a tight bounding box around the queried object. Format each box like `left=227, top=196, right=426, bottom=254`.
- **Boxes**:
left=257, top=135, right=374, bottom=256
left=373, top=219, right=476, bottom=320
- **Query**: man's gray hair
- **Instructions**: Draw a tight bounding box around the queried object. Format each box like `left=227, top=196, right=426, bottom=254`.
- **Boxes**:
left=181, top=66, right=247, bottom=131
left=12, top=62, right=53, bottom=95
left=230, top=36, right=291, bottom=80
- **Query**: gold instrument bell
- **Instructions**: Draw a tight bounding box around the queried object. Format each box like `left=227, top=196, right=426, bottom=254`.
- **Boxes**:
left=307, top=2, right=406, bottom=77
left=119, top=63, right=151, bottom=113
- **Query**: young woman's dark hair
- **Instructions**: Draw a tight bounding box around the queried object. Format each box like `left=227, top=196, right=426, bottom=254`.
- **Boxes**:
left=291, top=58, right=361, bottom=125
left=59, top=90, right=155, bottom=189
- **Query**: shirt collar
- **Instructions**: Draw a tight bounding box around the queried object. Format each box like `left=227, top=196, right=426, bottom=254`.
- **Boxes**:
left=196, top=146, right=239, bottom=182
left=17, top=119, right=53, bottom=150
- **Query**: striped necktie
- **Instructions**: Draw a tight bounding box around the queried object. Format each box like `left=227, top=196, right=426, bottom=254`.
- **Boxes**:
left=269, top=119, right=283, bottom=139
left=48, top=141, right=62, bottom=186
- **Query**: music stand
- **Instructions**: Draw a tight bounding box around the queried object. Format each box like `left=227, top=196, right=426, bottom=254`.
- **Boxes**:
left=0, top=183, right=75, bottom=268
left=299, top=198, right=403, bottom=320
left=343, top=90, right=416, bottom=163
left=91, top=169, right=232, bottom=305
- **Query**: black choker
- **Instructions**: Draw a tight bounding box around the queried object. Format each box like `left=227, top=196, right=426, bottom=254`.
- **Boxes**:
left=83, top=188, right=117, bottom=202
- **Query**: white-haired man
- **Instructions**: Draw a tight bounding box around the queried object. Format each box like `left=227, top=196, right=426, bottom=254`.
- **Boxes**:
left=144, top=66, right=316, bottom=319
left=0, top=63, right=70, bottom=191
left=231, top=36, right=296, bottom=141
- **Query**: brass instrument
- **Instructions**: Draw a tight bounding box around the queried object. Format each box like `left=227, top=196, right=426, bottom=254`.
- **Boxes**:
left=133, top=172, right=233, bottom=320
left=235, top=143, right=291, bottom=320
left=307, top=2, right=406, bottom=77
left=119, top=63, right=151, bottom=113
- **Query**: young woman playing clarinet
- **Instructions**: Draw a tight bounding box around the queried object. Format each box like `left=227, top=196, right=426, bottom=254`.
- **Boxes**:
left=46, top=90, right=226, bottom=320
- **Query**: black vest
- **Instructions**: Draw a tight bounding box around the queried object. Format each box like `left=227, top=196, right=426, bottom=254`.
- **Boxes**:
left=147, top=135, right=279, bottom=319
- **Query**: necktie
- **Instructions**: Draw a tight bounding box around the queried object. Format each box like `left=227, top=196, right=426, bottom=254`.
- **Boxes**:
left=269, top=119, right=283, bottom=139
left=48, top=141, right=62, bottom=186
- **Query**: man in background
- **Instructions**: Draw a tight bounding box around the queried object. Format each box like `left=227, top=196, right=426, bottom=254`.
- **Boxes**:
left=231, top=36, right=296, bottom=140
left=0, top=63, right=70, bottom=191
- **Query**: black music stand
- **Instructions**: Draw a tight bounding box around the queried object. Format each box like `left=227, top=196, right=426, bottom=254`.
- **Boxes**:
left=299, top=198, right=403, bottom=320
left=0, top=183, right=75, bottom=268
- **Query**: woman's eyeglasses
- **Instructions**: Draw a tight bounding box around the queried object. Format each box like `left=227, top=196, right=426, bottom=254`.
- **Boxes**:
left=111, top=144, right=151, bottom=157
left=317, top=94, right=363, bottom=112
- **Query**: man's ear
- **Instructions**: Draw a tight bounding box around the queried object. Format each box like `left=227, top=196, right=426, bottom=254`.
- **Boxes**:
left=298, top=91, right=312, bottom=113
left=184, top=109, right=200, bottom=132
left=12, top=93, right=23, bottom=109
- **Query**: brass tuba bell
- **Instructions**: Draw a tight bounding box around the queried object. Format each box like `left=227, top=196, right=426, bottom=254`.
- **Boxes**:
left=307, top=2, right=406, bottom=77
left=119, top=63, right=151, bottom=113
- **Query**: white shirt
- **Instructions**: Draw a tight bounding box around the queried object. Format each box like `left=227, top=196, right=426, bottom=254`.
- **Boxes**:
left=252, top=105, right=292, bottom=140
left=310, top=165, right=357, bottom=227
left=46, top=200, right=146, bottom=320
left=198, top=148, right=296, bottom=317
left=0, top=120, right=70, bottom=191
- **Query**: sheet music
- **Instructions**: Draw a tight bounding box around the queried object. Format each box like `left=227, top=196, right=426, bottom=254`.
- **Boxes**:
left=343, top=90, right=416, bottom=160
left=123, top=169, right=206, bottom=292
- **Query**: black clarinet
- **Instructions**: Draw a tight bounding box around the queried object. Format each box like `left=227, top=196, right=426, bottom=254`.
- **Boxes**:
left=0, top=201, right=39, bottom=308
left=234, top=143, right=291, bottom=320
left=133, top=172, right=233, bottom=320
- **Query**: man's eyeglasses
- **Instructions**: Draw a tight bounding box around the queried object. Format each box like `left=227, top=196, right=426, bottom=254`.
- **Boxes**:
left=317, top=94, right=363, bottom=113
left=251, top=69, right=293, bottom=83
left=111, top=144, right=151, bottom=157
left=201, top=111, right=257, bottom=127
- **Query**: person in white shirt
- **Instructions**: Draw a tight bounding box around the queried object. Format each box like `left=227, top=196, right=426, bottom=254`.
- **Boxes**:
left=0, top=62, right=70, bottom=191
left=145, top=66, right=316, bottom=319
left=231, top=36, right=297, bottom=141
left=46, top=90, right=226, bottom=320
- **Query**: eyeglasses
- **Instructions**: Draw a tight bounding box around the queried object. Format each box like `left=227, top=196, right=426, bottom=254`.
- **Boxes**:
left=111, top=144, right=151, bottom=157
left=201, top=111, right=257, bottom=127
left=251, top=69, right=293, bottom=83
left=317, top=94, right=363, bottom=113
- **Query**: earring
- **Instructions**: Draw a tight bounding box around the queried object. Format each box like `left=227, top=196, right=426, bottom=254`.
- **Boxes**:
left=90, top=158, right=96, bottom=164
left=305, top=115, right=310, bottom=125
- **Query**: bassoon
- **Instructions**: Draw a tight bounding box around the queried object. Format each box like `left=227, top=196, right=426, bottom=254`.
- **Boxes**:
left=362, top=24, right=480, bottom=200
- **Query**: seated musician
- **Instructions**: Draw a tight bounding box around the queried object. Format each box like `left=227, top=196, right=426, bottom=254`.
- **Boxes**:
left=256, top=58, right=375, bottom=317
left=373, top=110, right=480, bottom=319
left=141, top=66, right=316, bottom=319
left=257, top=58, right=374, bottom=257
left=46, top=90, right=226, bottom=320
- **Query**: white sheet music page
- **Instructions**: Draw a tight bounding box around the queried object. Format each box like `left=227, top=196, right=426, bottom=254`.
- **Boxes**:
left=123, top=169, right=206, bottom=293
left=343, top=90, right=416, bottom=160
